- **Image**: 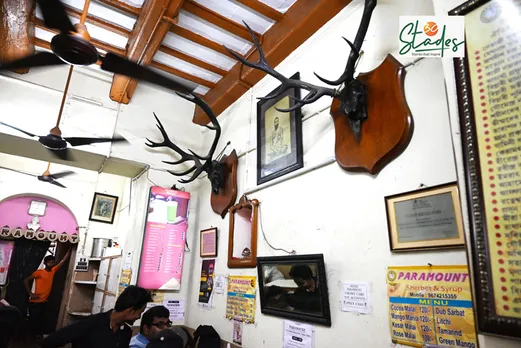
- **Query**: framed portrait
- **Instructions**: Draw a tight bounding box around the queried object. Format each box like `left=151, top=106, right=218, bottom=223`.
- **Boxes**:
left=450, top=0, right=521, bottom=339
left=200, top=227, right=218, bottom=258
left=257, top=254, right=331, bottom=327
left=256, top=72, right=304, bottom=185
left=385, top=182, right=465, bottom=251
left=88, top=193, right=118, bottom=224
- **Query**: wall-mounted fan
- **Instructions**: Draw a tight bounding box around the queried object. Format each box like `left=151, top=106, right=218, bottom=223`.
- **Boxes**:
left=0, top=162, right=74, bottom=188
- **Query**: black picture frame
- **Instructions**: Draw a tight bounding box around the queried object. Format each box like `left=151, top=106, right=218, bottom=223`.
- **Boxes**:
left=450, top=0, right=521, bottom=340
left=88, top=192, right=119, bottom=224
left=256, top=72, right=304, bottom=185
left=256, top=254, right=332, bottom=327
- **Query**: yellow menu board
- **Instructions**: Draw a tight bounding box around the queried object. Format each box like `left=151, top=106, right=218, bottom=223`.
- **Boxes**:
left=387, top=266, right=477, bottom=347
left=226, top=275, right=256, bottom=323
left=464, top=0, right=521, bottom=318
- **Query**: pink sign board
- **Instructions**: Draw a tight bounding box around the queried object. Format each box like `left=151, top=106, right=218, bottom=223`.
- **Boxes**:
left=0, top=240, right=14, bottom=286
left=137, top=186, right=190, bottom=291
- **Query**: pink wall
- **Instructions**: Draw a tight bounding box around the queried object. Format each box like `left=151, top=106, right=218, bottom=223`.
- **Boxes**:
left=0, top=195, right=78, bottom=234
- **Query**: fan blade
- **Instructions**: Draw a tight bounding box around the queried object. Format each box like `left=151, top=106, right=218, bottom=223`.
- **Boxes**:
left=0, top=121, right=38, bottom=138
left=49, top=149, right=71, bottom=161
left=65, top=135, right=128, bottom=147
left=100, top=53, right=194, bottom=94
left=50, top=180, right=66, bottom=188
left=36, top=0, right=75, bottom=34
left=0, top=52, right=65, bottom=71
left=51, top=171, right=75, bottom=179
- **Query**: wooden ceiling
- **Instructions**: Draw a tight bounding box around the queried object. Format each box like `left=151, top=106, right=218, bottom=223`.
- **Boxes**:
left=0, top=0, right=351, bottom=125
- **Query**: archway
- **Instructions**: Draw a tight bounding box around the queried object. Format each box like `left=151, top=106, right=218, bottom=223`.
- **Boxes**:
left=0, top=193, right=78, bottom=341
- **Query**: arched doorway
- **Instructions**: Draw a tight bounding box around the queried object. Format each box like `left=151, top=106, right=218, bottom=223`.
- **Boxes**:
left=0, top=193, right=79, bottom=342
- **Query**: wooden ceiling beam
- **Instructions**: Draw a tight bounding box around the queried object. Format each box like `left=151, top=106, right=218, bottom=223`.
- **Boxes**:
left=0, top=0, right=35, bottom=74
left=183, top=0, right=262, bottom=42
left=193, top=0, right=352, bottom=125
left=150, top=61, right=215, bottom=88
left=170, top=25, right=238, bottom=59
left=63, top=5, right=131, bottom=37
left=94, top=0, right=140, bottom=16
left=235, top=0, right=284, bottom=21
left=33, top=18, right=125, bottom=55
left=109, top=0, right=186, bottom=104
left=158, top=45, right=227, bottom=76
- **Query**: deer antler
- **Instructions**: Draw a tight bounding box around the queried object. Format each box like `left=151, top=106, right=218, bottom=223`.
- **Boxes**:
left=223, top=22, right=337, bottom=112
left=146, top=92, right=223, bottom=185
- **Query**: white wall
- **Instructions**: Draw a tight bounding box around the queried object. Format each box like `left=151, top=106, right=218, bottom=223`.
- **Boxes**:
left=184, top=0, right=520, bottom=347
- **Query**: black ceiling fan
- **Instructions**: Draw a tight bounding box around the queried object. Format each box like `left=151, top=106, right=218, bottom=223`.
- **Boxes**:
left=0, top=163, right=74, bottom=188
left=0, top=0, right=195, bottom=95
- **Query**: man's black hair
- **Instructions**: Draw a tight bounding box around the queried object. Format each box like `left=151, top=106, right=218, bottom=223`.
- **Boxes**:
left=289, top=264, right=313, bottom=280
left=140, top=305, right=170, bottom=334
left=114, top=285, right=152, bottom=312
left=44, top=255, right=56, bottom=263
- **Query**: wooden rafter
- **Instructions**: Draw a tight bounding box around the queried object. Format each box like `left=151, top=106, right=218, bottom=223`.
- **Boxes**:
left=235, top=0, right=283, bottom=21
left=170, top=25, right=238, bottom=59
left=158, top=45, right=227, bottom=76
left=94, top=0, right=140, bottom=16
left=193, top=0, right=353, bottom=125
left=63, top=5, right=130, bottom=37
left=184, top=0, right=262, bottom=42
left=110, top=0, right=186, bottom=104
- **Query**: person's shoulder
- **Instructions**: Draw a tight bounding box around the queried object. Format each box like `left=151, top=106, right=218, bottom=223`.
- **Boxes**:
left=32, top=269, right=43, bottom=277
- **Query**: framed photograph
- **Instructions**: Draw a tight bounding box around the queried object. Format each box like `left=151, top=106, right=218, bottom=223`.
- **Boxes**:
left=88, top=193, right=118, bottom=224
left=257, top=72, right=304, bottom=185
left=28, top=200, right=47, bottom=216
left=200, top=227, right=218, bottom=258
left=450, top=0, right=521, bottom=339
left=385, top=182, right=465, bottom=251
left=257, top=254, right=331, bottom=327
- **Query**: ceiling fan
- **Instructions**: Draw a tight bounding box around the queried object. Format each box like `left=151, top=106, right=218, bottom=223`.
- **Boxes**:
left=0, top=162, right=74, bottom=188
left=0, top=0, right=195, bottom=94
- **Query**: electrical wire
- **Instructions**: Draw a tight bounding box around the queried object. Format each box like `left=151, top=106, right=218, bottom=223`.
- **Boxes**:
left=258, top=202, right=295, bottom=255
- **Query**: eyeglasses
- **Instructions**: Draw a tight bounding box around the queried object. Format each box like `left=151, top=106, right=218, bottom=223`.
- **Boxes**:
left=151, top=320, right=172, bottom=329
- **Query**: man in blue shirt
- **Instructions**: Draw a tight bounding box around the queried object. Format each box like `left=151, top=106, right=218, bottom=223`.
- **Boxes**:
left=130, top=305, right=172, bottom=348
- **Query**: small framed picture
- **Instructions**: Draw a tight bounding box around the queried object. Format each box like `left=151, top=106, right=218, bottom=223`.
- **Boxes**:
left=256, top=72, right=304, bottom=185
left=89, top=193, right=119, bottom=224
left=385, top=182, right=465, bottom=251
left=200, top=227, right=218, bottom=258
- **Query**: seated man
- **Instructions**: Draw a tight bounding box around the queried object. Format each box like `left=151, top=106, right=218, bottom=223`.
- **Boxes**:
left=42, top=285, right=151, bottom=348
left=287, top=265, right=322, bottom=313
left=130, top=305, right=172, bottom=348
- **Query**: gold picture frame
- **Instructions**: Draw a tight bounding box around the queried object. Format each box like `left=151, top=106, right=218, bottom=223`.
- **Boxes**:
left=385, top=182, right=465, bottom=251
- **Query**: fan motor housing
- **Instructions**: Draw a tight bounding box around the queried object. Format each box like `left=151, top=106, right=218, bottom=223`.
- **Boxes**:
left=51, top=34, right=98, bottom=66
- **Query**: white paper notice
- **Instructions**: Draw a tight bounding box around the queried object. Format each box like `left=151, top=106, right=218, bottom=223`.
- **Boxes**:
left=123, top=251, right=133, bottom=270
left=341, top=281, right=371, bottom=314
left=163, top=299, right=185, bottom=321
left=215, top=275, right=226, bottom=294
left=283, top=320, right=314, bottom=348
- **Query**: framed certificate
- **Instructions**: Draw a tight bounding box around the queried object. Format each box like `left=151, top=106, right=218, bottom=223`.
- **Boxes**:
left=200, top=227, right=218, bottom=258
left=385, top=182, right=465, bottom=251
left=450, top=0, right=521, bottom=339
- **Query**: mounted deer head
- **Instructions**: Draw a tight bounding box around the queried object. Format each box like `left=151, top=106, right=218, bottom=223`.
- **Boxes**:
left=146, top=92, right=238, bottom=218
left=226, top=0, right=377, bottom=140
left=226, top=0, right=414, bottom=175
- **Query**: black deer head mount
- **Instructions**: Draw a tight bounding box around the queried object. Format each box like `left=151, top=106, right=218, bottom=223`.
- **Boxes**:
left=225, top=0, right=377, bottom=140
left=146, top=93, right=228, bottom=195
